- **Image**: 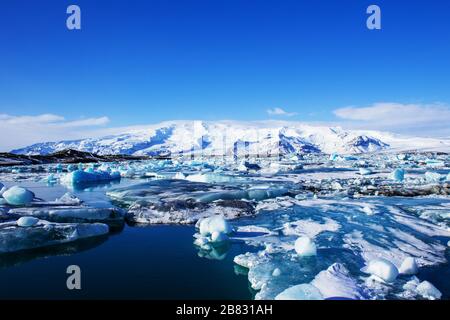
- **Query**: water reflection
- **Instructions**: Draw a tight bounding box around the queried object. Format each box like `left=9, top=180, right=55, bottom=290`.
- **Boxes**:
left=0, top=235, right=109, bottom=270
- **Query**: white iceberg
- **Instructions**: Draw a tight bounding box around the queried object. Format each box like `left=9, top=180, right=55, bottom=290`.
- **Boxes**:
left=399, top=257, right=419, bottom=275
left=198, top=215, right=233, bottom=236
left=359, top=168, right=373, bottom=176
left=425, top=172, right=442, bottom=184
left=294, top=236, right=317, bottom=256
left=362, top=258, right=398, bottom=283
left=416, top=281, right=442, bottom=300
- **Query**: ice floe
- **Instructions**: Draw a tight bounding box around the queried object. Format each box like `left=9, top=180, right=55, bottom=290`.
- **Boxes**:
left=0, top=219, right=109, bottom=253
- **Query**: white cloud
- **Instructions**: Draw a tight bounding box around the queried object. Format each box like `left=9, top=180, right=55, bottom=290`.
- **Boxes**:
left=0, top=113, right=65, bottom=124
left=0, top=113, right=110, bottom=152
left=267, top=107, right=297, bottom=117
left=333, top=102, right=450, bottom=136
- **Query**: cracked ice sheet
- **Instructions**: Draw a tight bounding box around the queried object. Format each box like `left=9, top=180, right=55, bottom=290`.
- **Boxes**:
left=231, top=196, right=450, bottom=300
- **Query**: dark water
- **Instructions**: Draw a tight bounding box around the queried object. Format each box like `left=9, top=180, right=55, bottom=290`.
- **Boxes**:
left=0, top=224, right=253, bottom=299
left=0, top=181, right=254, bottom=300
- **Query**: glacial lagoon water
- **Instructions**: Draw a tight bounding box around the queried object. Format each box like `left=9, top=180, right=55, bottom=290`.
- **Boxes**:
left=0, top=181, right=254, bottom=300
left=0, top=155, right=449, bottom=300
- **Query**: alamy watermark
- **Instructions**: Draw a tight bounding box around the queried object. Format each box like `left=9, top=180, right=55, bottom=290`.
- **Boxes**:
left=66, top=265, right=82, bottom=290
left=65, top=4, right=381, bottom=31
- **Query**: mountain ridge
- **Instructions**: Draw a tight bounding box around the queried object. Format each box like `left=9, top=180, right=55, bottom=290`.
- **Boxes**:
left=11, top=120, right=450, bottom=156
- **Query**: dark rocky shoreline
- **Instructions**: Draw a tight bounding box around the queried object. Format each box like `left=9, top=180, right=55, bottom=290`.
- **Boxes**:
left=0, top=149, right=157, bottom=166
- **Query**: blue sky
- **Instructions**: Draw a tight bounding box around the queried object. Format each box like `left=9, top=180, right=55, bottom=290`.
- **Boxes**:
left=1, top=0, right=450, bottom=150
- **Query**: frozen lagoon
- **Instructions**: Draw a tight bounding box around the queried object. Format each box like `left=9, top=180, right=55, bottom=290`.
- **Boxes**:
left=0, top=153, right=449, bottom=300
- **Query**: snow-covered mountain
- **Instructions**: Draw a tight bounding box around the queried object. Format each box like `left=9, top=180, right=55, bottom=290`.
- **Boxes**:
left=10, top=120, right=450, bottom=156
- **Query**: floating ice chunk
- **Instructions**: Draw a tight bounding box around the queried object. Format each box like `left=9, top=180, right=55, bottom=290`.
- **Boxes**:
left=359, top=168, right=373, bottom=176
left=0, top=220, right=109, bottom=253
left=294, top=236, right=317, bottom=256
left=329, top=153, right=340, bottom=161
left=275, top=284, right=323, bottom=300
left=425, top=159, right=445, bottom=168
left=260, top=162, right=281, bottom=174
left=16, top=216, right=39, bottom=227
left=67, top=164, right=77, bottom=172
left=397, top=154, right=408, bottom=161
left=46, top=174, right=57, bottom=184
left=311, top=263, right=366, bottom=300
left=0, top=182, right=4, bottom=192
left=331, top=182, right=343, bottom=190
left=416, top=281, right=442, bottom=300
left=198, top=215, right=233, bottom=236
left=119, top=167, right=135, bottom=177
left=447, top=173, right=450, bottom=181
left=272, top=268, right=281, bottom=277
left=8, top=206, right=124, bottom=224
left=390, top=169, right=405, bottom=182
left=2, top=186, right=34, bottom=206
left=173, top=172, right=186, bottom=180
left=362, top=258, right=398, bottom=283
left=399, top=257, right=419, bottom=275
left=402, top=276, right=420, bottom=292
left=425, top=172, right=442, bottom=184
left=54, top=193, right=83, bottom=205
left=62, top=169, right=121, bottom=186
left=362, top=206, right=375, bottom=215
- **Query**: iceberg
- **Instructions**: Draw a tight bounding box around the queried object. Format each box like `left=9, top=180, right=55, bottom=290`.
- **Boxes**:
left=399, top=257, right=419, bottom=275
left=2, top=186, right=35, bottom=206
left=362, top=258, right=399, bottom=283
left=415, top=281, right=442, bottom=300
left=0, top=220, right=109, bottom=253
left=272, top=268, right=281, bottom=277
left=16, top=216, right=39, bottom=227
left=359, top=168, right=373, bottom=176
left=294, top=236, right=317, bottom=256
left=198, top=215, right=233, bottom=236
left=390, top=168, right=405, bottom=182
left=8, top=206, right=125, bottom=225
left=425, top=172, right=442, bottom=184
left=61, top=169, right=121, bottom=186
